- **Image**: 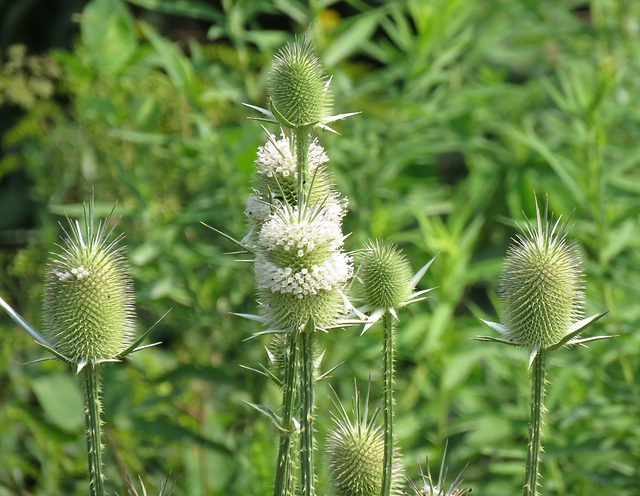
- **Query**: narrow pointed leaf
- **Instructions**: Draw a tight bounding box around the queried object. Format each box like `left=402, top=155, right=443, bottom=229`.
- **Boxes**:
left=0, top=295, right=53, bottom=348
left=118, top=310, right=170, bottom=359
left=409, top=253, right=438, bottom=289
left=245, top=402, right=291, bottom=433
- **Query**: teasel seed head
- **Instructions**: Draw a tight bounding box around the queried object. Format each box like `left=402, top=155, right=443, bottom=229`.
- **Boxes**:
left=43, top=198, right=135, bottom=365
left=266, top=36, right=331, bottom=129
left=359, top=239, right=413, bottom=311
left=499, top=197, right=584, bottom=351
left=326, top=382, right=403, bottom=496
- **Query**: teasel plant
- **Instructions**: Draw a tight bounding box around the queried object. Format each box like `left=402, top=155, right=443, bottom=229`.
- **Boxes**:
left=357, top=240, right=436, bottom=496
left=478, top=195, right=611, bottom=496
left=405, top=442, right=471, bottom=496
left=0, top=191, right=164, bottom=496
left=206, top=33, right=359, bottom=496
left=325, top=378, right=403, bottom=496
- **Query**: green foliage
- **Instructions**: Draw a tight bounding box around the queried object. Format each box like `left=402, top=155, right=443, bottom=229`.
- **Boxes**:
left=1, top=0, right=638, bottom=495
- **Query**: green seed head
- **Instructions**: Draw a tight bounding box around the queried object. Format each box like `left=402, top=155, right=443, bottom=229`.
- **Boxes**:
left=499, top=200, right=584, bottom=350
left=266, top=36, right=331, bottom=129
left=326, top=385, right=403, bottom=496
left=43, top=200, right=135, bottom=364
left=359, top=239, right=413, bottom=310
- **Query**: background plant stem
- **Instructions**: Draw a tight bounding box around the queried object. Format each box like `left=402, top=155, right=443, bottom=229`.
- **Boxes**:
left=273, top=331, right=299, bottom=496
left=523, top=349, right=548, bottom=496
left=81, top=363, right=105, bottom=496
left=381, top=311, right=396, bottom=496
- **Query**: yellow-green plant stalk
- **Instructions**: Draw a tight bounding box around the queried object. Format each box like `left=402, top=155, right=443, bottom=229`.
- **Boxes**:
left=326, top=381, right=403, bottom=496
left=478, top=196, right=610, bottom=496
left=358, top=240, right=436, bottom=496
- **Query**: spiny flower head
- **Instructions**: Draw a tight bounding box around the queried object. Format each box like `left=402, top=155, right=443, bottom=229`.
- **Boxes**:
left=499, top=198, right=584, bottom=351
left=359, top=239, right=413, bottom=311
left=326, top=382, right=403, bottom=496
left=43, top=199, right=135, bottom=366
left=253, top=131, right=331, bottom=206
left=254, top=204, right=352, bottom=331
left=267, top=36, right=331, bottom=129
left=406, top=445, right=471, bottom=496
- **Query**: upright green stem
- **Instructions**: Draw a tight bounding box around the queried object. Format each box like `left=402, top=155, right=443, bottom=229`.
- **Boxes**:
left=299, top=325, right=316, bottom=496
left=273, top=330, right=299, bottom=496
left=81, top=363, right=105, bottom=496
left=523, top=349, right=548, bottom=496
left=380, top=311, right=396, bottom=496
left=294, top=129, right=310, bottom=207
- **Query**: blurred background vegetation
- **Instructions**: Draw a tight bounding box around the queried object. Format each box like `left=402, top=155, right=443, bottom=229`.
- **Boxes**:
left=0, top=0, right=638, bottom=494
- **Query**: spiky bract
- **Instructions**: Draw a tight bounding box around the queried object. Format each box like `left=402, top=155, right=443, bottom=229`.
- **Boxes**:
left=499, top=202, right=584, bottom=350
left=359, top=240, right=413, bottom=310
left=255, top=205, right=352, bottom=331
left=326, top=386, right=403, bottom=496
left=267, top=37, right=331, bottom=129
left=43, top=204, right=135, bottom=364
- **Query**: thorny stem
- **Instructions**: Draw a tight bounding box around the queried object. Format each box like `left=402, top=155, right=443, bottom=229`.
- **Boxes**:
left=523, top=349, right=548, bottom=496
left=273, top=330, right=299, bottom=496
left=299, top=325, right=316, bottom=496
left=81, top=363, right=105, bottom=496
left=380, top=311, right=396, bottom=496
left=294, top=129, right=310, bottom=208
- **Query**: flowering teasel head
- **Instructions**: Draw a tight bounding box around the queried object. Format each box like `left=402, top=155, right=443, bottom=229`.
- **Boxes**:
left=43, top=198, right=135, bottom=367
left=326, top=381, right=404, bottom=496
left=252, top=131, right=335, bottom=206
left=254, top=203, right=353, bottom=331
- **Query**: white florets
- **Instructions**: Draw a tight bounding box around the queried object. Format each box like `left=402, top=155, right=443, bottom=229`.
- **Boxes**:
left=55, top=266, right=90, bottom=282
left=255, top=206, right=353, bottom=299
left=255, top=132, right=328, bottom=179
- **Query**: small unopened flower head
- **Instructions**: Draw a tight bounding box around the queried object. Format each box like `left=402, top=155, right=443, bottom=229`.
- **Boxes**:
left=326, top=383, right=403, bottom=496
left=267, top=36, right=331, bottom=129
left=359, top=239, right=413, bottom=310
left=254, top=132, right=332, bottom=206
left=43, top=200, right=135, bottom=364
left=255, top=204, right=352, bottom=330
left=499, top=199, right=584, bottom=350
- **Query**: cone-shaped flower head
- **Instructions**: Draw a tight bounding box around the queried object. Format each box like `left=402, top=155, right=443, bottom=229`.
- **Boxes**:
left=253, top=131, right=333, bottom=207
left=267, top=36, right=331, bottom=129
left=359, top=239, right=413, bottom=311
left=326, top=383, right=403, bottom=496
left=499, top=199, right=584, bottom=351
left=254, top=203, right=352, bottom=331
left=43, top=200, right=135, bottom=365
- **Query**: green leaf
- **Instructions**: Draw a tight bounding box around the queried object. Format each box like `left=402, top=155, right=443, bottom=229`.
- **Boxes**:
left=140, top=21, right=197, bottom=98
left=324, top=13, right=382, bottom=66
left=126, top=0, right=222, bottom=22
left=31, top=373, right=83, bottom=432
left=80, top=0, right=137, bottom=73
left=245, top=402, right=290, bottom=433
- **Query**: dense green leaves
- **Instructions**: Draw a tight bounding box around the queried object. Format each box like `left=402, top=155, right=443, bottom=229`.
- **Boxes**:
left=0, top=0, right=638, bottom=495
